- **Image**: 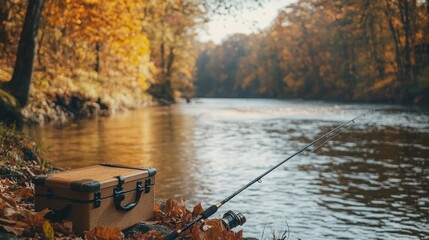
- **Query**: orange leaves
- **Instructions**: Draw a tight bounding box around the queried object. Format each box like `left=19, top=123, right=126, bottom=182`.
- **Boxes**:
left=0, top=217, right=28, bottom=236
left=0, top=178, right=75, bottom=239
left=192, top=219, right=243, bottom=240
left=128, top=230, right=163, bottom=240
left=23, top=208, right=50, bottom=227
left=1, top=176, right=243, bottom=239
left=192, top=202, right=204, bottom=216
left=153, top=199, right=242, bottom=240
left=13, top=187, right=34, bottom=198
left=154, top=199, right=202, bottom=227
left=0, top=190, right=47, bottom=236
left=85, top=226, right=125, bottom=240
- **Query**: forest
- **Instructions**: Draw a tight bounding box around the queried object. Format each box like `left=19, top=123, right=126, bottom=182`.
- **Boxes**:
left=0, top=0, right=208, bottom=124
left=0, top=0, right=428, bottom=126
left=196, top=0, right=429, bottom=104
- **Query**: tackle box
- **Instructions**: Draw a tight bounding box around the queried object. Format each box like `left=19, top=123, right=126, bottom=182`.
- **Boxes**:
left=32, top=163, right=156, bottom=233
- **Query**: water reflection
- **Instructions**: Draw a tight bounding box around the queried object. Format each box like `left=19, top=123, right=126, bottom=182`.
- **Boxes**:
left=26, top=106, right=198, bottom=199
left=24, top=99, right=429, bottom=239
left=301, top=127, right=429, bottom=239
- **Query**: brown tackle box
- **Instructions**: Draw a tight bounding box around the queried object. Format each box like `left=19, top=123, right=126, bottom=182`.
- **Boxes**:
left=32, top=163, right=156, bottom=234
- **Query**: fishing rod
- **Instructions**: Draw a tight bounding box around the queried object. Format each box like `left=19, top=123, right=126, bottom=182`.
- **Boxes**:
left=164, top=110, right=373, bottom=240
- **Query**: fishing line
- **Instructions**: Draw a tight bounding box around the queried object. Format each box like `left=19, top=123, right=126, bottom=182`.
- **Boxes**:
left=302, top=118, right=360, bottom=156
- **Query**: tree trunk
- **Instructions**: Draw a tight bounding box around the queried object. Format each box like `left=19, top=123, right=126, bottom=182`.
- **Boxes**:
left=4, top=0, right=45, bottom=107
left=160, top=42, right=165, bottom=82
left=95, top=43, right=101, bottom=73
left=166, top=47, right=175, bottom=79
left=398, top=0, right=413, bottom=81
left=300, top=22, right=323, bottom=97
left=385, top=0, right=404, bottom=81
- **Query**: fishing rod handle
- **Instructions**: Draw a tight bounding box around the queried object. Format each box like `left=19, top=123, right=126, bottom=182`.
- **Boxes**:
left=164, top=204, right=219, bottom=240
left=202, top=204, right=219, bottom=218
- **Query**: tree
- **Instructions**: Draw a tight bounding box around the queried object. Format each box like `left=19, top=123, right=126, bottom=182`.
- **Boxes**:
left=195, top=0, right=429, bottom=103
left=3, top=0, right=45, bottom=108
left=144, top=0, right=205, bottom=103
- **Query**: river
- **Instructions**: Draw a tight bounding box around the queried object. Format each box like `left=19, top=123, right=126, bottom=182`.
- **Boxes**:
left=25, top=98, right=429, bottom=239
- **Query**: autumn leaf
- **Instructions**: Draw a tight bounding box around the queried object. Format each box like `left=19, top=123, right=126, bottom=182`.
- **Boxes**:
left=13, top=187, right=34, bottom=197
left=0, top=193, right=18, bottom=209
left=0, top=218, right=28, bottom=236
left=128, top=230, right=163, bottom=240
left=192, top=202, right=204, bottom=217
left=24, top=208, right=50, bottom=227
left=51, top=220, right=73, bottom=236
left=153, top=201, right=165, bottom=222
left=43, top=221, right=55, bottom=240
left=85, top=226, right=125, bottom=240
left=191, top=219, right=243, bottom=240
left=0, top=179, right=13, bottom=189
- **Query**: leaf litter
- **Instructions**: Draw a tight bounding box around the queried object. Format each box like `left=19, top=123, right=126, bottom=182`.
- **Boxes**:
left=0, top=178, right=243, bottom=239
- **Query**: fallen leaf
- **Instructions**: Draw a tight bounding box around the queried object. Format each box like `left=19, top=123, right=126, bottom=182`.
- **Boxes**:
left=128, top=230, right=163, bottom=240
left=0, top=194, right=18, bottom=209
left=24, top=208, right=50, bottom=227
left=85, top=226, right=125, bottom=240
left=43, top=221, right=54, bottom=240
left=154, top=202, right=160, bottom=212
left=0, top=224, right=26, bottom=236
left=165, top=199, right=183, bottom=220
left=13, top=188, right=34, bottom=197
left=192, top=202, right=204, bottom=217
left=0, top=217, right=28, bottom=236
left=0, top=178, right=13, bottom=188
left=191, top=219, right=243, bottom=240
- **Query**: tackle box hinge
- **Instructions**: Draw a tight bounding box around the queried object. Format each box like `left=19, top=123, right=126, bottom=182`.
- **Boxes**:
left=145, top=178, right=151, bottom=193
left=94, top=192, right=101, bottom=208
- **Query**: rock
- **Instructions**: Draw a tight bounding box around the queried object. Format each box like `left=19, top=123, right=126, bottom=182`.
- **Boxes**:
left=20, top=146, right=37, bottom=161
left=124, top=222, right=171, bottom=236
left=81, top=101, right=100, bottom=117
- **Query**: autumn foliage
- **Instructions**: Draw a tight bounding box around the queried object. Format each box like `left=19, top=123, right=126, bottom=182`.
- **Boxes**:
left=196, top=0, right=429, bottom=104
left=0, top=178, right=76, bottom=239
left=0, top=0, right=204, bottom=123
left=154, top=199, right=243, bottom=240
left=0, top=179, right=243, bottom=240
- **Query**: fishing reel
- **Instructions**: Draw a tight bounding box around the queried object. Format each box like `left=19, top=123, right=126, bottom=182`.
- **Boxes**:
left=221, top=210, right=246, bottom=230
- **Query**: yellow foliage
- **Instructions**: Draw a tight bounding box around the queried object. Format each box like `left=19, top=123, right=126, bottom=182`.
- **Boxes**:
left=367, top=77, right=395, bottom=92
left=43, top=221, right=55, bottom=240
left=283, top=74, right=305, bottom=92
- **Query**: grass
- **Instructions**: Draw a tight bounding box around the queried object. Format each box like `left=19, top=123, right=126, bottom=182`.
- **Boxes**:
left=0, top=123, right=52, bottom=179
left=260, top=220, right=291, bottom=240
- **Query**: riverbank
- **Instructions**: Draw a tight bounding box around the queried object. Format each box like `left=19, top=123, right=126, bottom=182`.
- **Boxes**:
left=0, top=124, right=260, bottom=239
left=0, top=62, right=157, bottom=125
left=23, top=70, right=156, bottom=125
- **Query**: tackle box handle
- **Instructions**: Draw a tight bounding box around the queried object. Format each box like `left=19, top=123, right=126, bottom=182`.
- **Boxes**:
left=113, top=176, right=145, bottom=211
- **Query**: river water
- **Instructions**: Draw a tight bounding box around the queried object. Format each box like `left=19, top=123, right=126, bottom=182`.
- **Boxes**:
left=25, top=99, right=429, bottom=239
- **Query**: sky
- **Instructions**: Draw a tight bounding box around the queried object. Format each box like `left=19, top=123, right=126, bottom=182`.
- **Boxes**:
left=198, top=0, right=296, bottom=44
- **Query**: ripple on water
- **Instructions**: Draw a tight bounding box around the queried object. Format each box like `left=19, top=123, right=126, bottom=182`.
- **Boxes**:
left=24, top=99, right=429, bottom=239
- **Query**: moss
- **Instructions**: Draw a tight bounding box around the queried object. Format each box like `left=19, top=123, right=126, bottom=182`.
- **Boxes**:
left=0, top=88, right=23, bottom=126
